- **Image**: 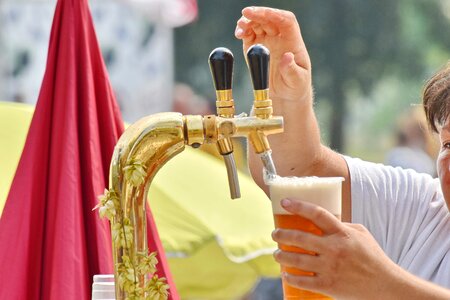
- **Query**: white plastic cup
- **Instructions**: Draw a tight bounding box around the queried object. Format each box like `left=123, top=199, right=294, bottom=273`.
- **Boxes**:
left=92, top=274, right=115, bottom=300
left=266, top=176, right=344, bottom=300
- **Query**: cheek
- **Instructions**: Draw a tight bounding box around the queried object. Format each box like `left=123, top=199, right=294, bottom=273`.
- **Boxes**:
left=437, top=152, right=450, bottom=196
left=438, top=153, right=450, bottom=179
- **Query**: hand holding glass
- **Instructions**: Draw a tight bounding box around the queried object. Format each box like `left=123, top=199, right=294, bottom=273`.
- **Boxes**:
left=267, top=176, right=344, bottom=300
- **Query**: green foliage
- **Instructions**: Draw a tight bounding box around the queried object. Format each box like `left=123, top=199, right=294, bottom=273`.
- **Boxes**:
left=95, top=173, right=169, bottom=299
left=123, top=159, right=147, bottom=187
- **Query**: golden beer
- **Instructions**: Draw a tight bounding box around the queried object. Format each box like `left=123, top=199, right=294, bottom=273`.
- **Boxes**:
left=268, top=176, right=344, bottom=300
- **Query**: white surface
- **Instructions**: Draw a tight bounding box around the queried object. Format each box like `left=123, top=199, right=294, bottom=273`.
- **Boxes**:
left=346, top=156, right=450, bottom=288
left=92, top=274, right=115, bottom=300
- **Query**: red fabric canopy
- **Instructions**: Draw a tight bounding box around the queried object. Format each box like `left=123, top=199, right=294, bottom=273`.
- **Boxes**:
left=0, top=0, right=178, bottom=299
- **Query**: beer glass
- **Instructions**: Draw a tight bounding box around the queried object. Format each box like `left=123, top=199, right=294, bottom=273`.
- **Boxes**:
left=267, top=176, right=344, bottom=300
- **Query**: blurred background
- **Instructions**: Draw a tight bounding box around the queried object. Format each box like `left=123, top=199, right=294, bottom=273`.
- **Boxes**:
left=174, top=0, right=448, bottom=166
left=1, top=0, right=448, bottom=165
left=1, top=0, right=449, bottom=298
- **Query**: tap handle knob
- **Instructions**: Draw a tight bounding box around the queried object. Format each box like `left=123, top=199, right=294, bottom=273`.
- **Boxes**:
left=209, top=47, right=234, bottom=90
left=247, top=44, right=270, bottom=90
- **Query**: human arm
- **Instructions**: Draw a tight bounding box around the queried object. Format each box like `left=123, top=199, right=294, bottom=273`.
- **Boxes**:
left=235, top=7, right=351, bottom=221
left=272, top=199, right=450, bottom=300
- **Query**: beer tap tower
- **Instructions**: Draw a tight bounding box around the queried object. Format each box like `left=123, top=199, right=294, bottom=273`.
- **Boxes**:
left=107, top=44, right=283, bottom=299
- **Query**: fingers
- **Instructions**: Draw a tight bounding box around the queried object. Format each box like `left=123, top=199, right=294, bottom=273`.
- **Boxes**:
left=274, top=250, right=320, bottom=273
left=275, top=254, right=335, bottom=295
left=242, top=7, right=297, bottom=31
left=235, top=18, right=252, bottom=37
left=235, top=17, right=279, bottom=39
left=235, top=7, right=297, bottom=40
left=281, top=199, right=342, bottom=235
left=272, top=228, right=325, bottom=252
left=236, top=7, right=310, bottom=71
left=282, top=272, right=332, bottom=296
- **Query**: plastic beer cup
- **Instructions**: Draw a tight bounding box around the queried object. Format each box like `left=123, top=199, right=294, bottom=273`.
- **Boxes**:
left=267, top=176, right=344, bottom=300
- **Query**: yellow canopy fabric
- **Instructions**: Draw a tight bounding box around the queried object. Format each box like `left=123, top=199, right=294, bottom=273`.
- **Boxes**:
left=0, top=101, right=34, bottom=206
left=0, top=101, right=280, bottom=299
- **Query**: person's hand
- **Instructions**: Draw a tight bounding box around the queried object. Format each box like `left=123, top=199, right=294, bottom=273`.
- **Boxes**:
left=235, top=6, right=312, bottom=105
left=272, top=199, right=398, bottom=300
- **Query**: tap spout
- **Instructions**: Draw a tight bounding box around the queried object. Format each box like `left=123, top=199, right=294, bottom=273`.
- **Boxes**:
left=223, top=152, right=241, bottom=199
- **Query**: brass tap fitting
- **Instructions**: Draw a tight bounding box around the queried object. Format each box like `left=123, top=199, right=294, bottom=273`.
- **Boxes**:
left=107, top=44, right=283, bottom=299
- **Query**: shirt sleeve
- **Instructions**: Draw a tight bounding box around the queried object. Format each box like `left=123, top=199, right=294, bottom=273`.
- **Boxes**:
left=343, top=156, right=442, bottom=263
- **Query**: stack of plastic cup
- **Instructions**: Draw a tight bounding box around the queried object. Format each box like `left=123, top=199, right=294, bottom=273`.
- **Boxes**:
left=92, top=274, right=115, bottom=300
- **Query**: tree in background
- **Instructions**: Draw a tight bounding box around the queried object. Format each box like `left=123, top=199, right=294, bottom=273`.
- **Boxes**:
left=175, top=0, right=450, bottom=155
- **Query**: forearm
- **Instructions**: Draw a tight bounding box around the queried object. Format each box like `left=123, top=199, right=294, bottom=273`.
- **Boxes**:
left=248, top=98, right=349, bottom=188
left=381, top=265, right=450, bottom=300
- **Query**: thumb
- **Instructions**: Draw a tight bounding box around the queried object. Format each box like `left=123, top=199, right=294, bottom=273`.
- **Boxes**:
left=279, top=52, right=304, bottom=88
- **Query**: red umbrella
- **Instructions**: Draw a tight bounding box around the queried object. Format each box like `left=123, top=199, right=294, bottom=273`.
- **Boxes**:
left=0, top=0, right=177, bottom=299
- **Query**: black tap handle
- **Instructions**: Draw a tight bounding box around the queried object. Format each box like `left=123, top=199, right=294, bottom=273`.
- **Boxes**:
left=209, top=47, right=234, bottom=90
left=247, top=44, right=270, bottom=90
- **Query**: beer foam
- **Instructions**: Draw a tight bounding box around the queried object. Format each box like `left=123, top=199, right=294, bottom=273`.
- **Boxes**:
left=267, top=176, right=344, bottom=215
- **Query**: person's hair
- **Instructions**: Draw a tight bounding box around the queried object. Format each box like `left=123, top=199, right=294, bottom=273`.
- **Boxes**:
left=423, top=63, right=450, bottom=133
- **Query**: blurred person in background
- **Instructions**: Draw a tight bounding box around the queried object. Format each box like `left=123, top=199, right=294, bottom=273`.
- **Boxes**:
left=236, top=6, right=450, bottom=299
left=386, top=106, right=439, bottom=176
left=173, top=83, right=214, bottom=116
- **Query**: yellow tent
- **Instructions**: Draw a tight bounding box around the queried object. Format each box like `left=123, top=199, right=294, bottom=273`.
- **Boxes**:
left=0, top=101, right=279, bottom=299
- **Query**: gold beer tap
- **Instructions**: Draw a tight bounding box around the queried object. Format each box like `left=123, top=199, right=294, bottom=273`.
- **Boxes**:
left=107, top=44, right=283, bottom=299
left=208, top=47, right=240, bottom=199
left=246, top=44, right=278, bottom=177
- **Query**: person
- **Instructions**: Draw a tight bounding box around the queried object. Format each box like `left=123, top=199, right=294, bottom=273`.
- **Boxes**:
left=172, top=83, right=214, bottom=116
left=235, top=6, right=450, bottom=299
left=385, top=106, right=438, bottom=176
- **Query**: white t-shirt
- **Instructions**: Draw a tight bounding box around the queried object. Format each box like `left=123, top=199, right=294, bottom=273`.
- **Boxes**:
left=345, top=156, right=450, bottom=288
